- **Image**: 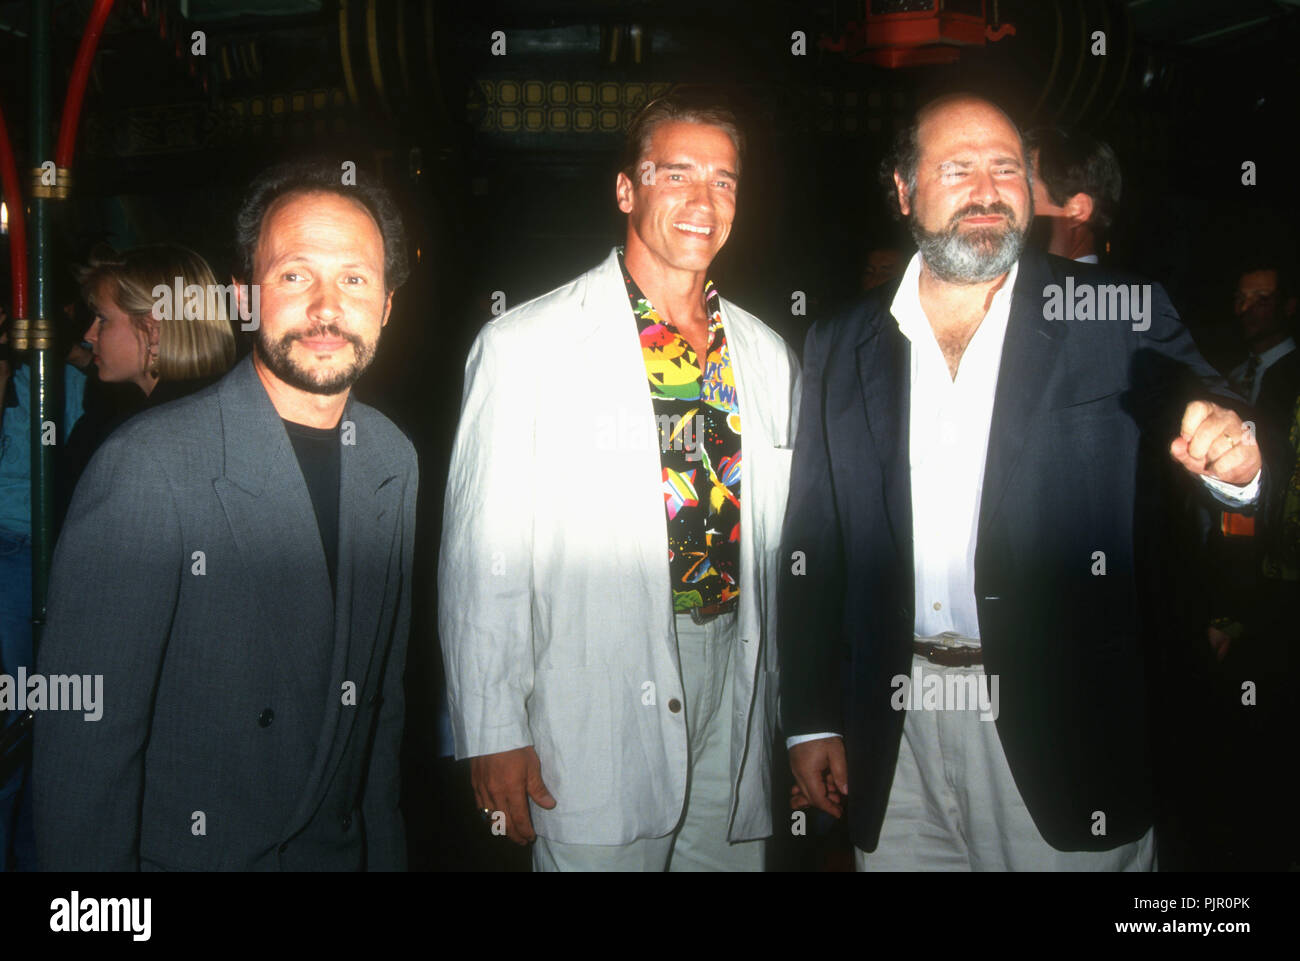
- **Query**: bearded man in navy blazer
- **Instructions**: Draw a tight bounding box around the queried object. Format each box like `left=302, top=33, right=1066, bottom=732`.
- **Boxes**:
left=778, top=94, right=1269, bottom=870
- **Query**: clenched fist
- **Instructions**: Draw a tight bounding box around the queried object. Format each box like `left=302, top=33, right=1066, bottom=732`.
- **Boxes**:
left=1169, top=400, right=1261, bottom=486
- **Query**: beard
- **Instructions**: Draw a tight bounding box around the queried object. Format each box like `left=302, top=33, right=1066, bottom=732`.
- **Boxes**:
left=909, top=201, right=1028, bottom=284
left=254, top=322, right=377, bottom=395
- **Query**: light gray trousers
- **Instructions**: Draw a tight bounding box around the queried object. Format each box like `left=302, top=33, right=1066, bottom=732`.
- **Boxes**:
left=532, top=610, right=765, bottom=872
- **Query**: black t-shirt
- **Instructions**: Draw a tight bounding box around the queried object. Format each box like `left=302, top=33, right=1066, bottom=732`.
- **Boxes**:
left=282, top=418, right=341, bottom=593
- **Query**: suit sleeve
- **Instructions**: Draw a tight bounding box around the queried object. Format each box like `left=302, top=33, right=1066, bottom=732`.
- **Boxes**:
left=362, top=445, right=416, bottom=871
left=32, top=433, right=182, bottom=871
left=777, top=319, right=848, bottom=738
left=1136, top=282, right=1286, bottom=517
left=437, top=320, right=537, bottom=759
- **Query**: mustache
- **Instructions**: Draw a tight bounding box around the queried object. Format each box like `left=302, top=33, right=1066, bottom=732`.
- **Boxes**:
left=282, top=324, right=363, bottom=347
left=949, top=203, right=1018, bottom=229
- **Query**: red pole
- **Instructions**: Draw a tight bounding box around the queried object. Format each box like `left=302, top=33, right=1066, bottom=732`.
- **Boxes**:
left=0, top=98, right=28, bottom=320
left=54, top=0, right=117, bottom=170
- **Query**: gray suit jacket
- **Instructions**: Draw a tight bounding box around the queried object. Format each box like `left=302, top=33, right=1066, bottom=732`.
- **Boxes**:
left=33, top=356, right=417, bottom=871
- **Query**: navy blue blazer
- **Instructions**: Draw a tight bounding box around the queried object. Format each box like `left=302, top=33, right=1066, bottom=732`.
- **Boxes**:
left=777, top=247, right=1273, bottom=853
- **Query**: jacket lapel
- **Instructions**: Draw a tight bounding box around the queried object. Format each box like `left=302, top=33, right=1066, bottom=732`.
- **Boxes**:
left=337, top=423, right=404, bottom=701
left=722, top=304, right=777, bottom=448
left=978, top=250, right=1067, bottom=539
left=212, top=358, right=335, bottom=711
left=716, top=301, right=769, bottom=648
left=311, top=406, right=404, bottom=801
left=574, top=249, right=675, bottom=620
left=856, top=308, right=912, bottom=565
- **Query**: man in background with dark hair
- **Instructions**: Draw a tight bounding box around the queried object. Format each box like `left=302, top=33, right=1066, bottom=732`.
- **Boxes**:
left=862, top=246, right=904, bottom=292
left=1205, top=257, right=1299, bottom=656
left=1228, top=260, right=1299, bottom=437
left=1025, top=126, right=1122, bottom=264
left=440, top=89, right=800, bottom=871
left=1212, top=259, right=1300, bottom=593
left=34, top=159, right=417, bottom=870
left=1192, top=255, right=1300, bottom=868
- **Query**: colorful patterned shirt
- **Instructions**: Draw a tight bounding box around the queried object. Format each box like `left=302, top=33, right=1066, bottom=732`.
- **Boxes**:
left=619, top=248, right=742, bottom=612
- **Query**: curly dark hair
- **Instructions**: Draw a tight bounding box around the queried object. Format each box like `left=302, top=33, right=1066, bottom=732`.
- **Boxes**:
left=234, top=159, right=409, bottom=292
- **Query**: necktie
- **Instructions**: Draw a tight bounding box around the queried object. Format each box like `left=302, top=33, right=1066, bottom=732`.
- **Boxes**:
left=1235, top=353, right=1259, bottom=401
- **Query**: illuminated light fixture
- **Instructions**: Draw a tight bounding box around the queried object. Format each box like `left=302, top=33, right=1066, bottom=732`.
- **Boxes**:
left=821, top=0, right=1015, bottom=69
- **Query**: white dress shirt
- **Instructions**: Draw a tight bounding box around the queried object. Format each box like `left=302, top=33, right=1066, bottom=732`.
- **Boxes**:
left=900, top=253, right=1017, bottom=642
left=787, top=252, right=1258, bottom=749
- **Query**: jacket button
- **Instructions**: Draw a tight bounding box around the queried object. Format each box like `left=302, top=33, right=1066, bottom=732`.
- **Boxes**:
left=258, top=708, right=274, bottom=728
left=341, top=813, right=353, bottom=830
left=278, top=842, right=289, bottom=854
left=668, top=698, right=682, bottom=713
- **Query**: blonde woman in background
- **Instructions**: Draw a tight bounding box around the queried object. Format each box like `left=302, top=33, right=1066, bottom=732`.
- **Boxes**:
left=79, top=243, right=236, bottom=398
left=61, top=244, right=238, bottom=517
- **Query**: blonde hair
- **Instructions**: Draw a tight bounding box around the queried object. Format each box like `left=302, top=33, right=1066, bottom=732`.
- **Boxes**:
left=77, top=244, right=236, bottom=381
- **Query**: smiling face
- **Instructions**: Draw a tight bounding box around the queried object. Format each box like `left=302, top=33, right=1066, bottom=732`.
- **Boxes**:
left=897, top=98, right=1032, bottom=283
left=249, top=190, right=392, bottom=396
left=616, top=120, right=739, bottom=276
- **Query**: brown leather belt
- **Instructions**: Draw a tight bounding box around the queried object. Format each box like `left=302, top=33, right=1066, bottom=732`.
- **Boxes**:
left=684, top=597, right=739, bottom=625
left=912, top=639, right=983, bottom=667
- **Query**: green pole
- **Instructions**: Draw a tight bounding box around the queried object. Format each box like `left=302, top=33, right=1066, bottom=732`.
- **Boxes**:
left=28, top=0, right=54, bottom=647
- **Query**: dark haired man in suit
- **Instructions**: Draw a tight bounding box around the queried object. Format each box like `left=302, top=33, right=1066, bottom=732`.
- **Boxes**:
left=34, top=160, right=416, bottom=870
left=1025, top=126, right=1122, bottom=264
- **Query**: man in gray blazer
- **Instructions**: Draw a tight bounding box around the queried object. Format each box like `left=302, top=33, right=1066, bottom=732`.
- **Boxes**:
left=33, top=160, right=417, bottom=871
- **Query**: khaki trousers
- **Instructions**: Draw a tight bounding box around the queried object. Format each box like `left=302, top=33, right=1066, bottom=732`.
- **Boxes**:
left=856, top=654, right=1156, bottom=872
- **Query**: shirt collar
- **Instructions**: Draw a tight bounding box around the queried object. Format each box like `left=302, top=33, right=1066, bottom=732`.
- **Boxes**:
left=1256, top=337, right=1297, bottom=367
left=890, top=250, right=1020, bottom=342
left=616, top=246, right=721, bottom=323
left=1074, top=253, right=1100, bottom=264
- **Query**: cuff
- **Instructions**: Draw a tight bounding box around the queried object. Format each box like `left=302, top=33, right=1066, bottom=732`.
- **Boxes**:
left=1201, top=467, right=1262, bottom=507
left=786, top=732, right=841, bottom=750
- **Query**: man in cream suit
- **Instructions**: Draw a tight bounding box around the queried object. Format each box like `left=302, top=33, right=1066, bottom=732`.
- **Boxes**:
left=439, top=89, right=799, bottom=871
